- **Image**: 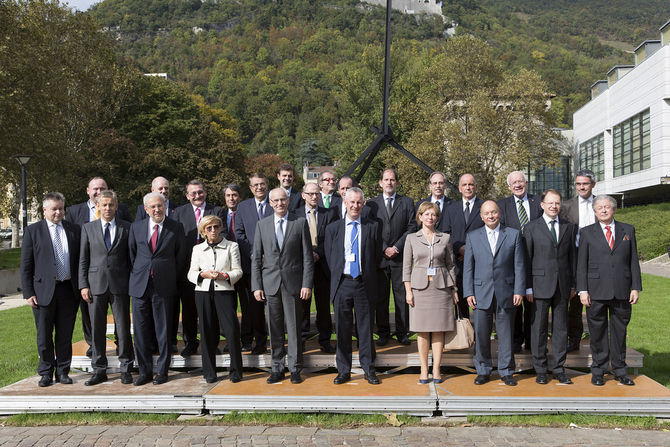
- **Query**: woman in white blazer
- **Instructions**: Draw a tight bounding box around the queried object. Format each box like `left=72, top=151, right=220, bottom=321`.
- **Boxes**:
left=188, top=215, right=243, bottom=383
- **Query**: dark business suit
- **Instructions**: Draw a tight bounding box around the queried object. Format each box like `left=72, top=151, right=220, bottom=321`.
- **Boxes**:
left=444, top=197, right=484, bottom=317
left=235, top=197, right=273, bottom=350
left=576, top=221, right=642, bottom=377
left=286, top=188, right=303, bottom=212
left=295, top=205, right=338, bottom=344
left=463, top=225, right=526, bottom=377
left=497, top=194, right=543, bottom=351
left=318, top=193, right=341, bottom=212
left=79, top=219, right=134, bottom=374
left=172, top=203, right=226, bottom=348
left=366, top=194, right=417, bottom=340
left=251, top=214, right=314, bottom=373
left=65, top=200, right=131, bottom=352
left=128, top=218, right=187, bottom=378
left=135, top=200, right=176, bottom=221
left=325, top=217, right=382, bottom=375
left=524, top=217, right=577, bottom=374
left=21, top=219, right=80, bottom=378
left=415, top=197, right=452, bottom=233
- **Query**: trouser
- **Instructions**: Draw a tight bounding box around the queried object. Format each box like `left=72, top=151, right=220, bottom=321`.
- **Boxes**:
left=473, top=296, right=516, bottom=377
left=586, top=299, right=631, bottom=377
left=530, top=287, right=568, bottom=374
left=132, top=279, right=173, bottom=378
left=239, top=274, right=267, bottom=348
left=376, top=265, right=408, bottom=338
left=89, top=291, right=134, bottom=373
left=266, top=284, right=303, bottom=373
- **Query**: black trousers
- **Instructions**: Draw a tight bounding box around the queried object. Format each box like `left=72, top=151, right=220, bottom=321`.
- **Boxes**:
left=513, top=298, right=533, bottom=350
left=567, top=293, right=585, bottom=345
left=530, top=287, right=568, bottom=374
left=301, top=262, right=333, bottom=344
left=88, top=291, right=134, bottom=373
left=195, top=290, right=242, bottom=381
left=79, top=299, right=92, bottom=348
left=33, top=282, right=78, bottom=377
left=586, top=299, right=631, bottom=376
left=334, top=276, right=375, bottom=375
left=375, top=265, right=408, bottom=338
left=173, top=280, right=199, bottom=345
left=238, top=273, right=267, bottom=349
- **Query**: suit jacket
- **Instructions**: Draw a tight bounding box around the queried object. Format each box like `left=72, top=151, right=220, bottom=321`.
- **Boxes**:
left=576, top=221, right=642, bottom=300
left=366, top=194, right=417, bottom=267
left=415, top=197, right=452, bottom=233
left=294, top=205, right=338, bottom=261
left=523, top=217, right=577, bottom=299
left=318, top=193, right=342, bottom=211
left=444, top=197, right=485, bottom=255
left=497, top=194, right=543, bottom=231
left=462, top=225, right=526, bottom=310
left=250, top=214, right=314, bottom=296
left=172, top=202, right=227, bottom=250
left=66, top=201, right=131, bottom=227
left=287, top=188, right=303, bottom=212
left=559, top=195, right=598, bottom=228
left=324, top=217, right=382, bottom=301
left=135, top=200, right=177, bottom=221
left=402, top=230, right=456, bottom=291
left=21, top=219, right=80, bottom=305
left=234, top=197, right=274, bottom=273
left=187, top=238, right=243, bottom=292
left=128, top=218, right=187, bottom=298
left=79, top=219, right=131, bottom=296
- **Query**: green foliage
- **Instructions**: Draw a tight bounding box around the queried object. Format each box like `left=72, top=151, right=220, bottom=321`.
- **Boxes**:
left=616, top=203, right=670, bottom=261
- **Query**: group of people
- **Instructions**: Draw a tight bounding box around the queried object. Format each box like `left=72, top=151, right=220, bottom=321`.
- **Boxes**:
left=20, top=163, right=642, bottom=389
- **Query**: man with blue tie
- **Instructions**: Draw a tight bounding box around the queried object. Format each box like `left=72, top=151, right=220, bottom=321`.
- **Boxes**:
left=325, top=187, right=383, bottom=385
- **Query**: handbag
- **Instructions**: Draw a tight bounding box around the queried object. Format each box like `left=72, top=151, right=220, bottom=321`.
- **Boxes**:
left=443, top=304, right=474, bottom=351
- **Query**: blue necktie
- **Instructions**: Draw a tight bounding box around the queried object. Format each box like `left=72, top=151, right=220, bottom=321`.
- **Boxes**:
left=103, top=222, right=112, bottom=251
left=276, top=219, right=284, bottom=250
left=258, top=202, right=264, bottom=220
left=350, top=222, right=360, bottom=278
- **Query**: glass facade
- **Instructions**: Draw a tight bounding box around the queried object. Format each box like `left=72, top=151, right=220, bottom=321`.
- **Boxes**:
left=527, top=155, right=573, bottom=199
left=578, top=133, right=605, bottom=181
left=613, top=108, right=651, bottom=177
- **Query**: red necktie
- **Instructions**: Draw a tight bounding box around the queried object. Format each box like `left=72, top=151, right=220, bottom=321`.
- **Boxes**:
left=150, top=224, right=159, bottom=252
left=228, top=211, right=236, bottom=241
left=195, top=207, right=202, bottom=242
left=605, top=225, right=613, bottom=250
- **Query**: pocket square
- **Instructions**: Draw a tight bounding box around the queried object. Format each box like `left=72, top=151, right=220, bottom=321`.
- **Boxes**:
left=623, top=235, right=630, bottom=241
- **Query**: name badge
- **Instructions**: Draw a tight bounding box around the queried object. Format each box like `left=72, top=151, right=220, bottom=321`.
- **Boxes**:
left=426, top=267, right=436, bottom=276
left=346, top=254, right=356, bottom=262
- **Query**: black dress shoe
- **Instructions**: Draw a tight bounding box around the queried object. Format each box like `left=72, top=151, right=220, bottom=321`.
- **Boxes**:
left=229, top=375, right=242, bottom=383
left=364, top=373, right=380, bottom=385
left=376, top=336, right=389, bottom=347
left=251, top=345, right=267, bottom=355
left=241, top=344, right=253, bottom=352
left=567, top=340, right=580, bottom=352
left=290, top=372, right=303, bottom=384
left=85, top=373, right=108, bottom=386
left=535, top=373, right=548, bottom=385
left=474, top=374, right=489, bottom=385
left=57, top=374, right=73, bottom=385
left=169, top=344, right=178, bottom=354
left=333, top=373, right=351, bottom=385
left=86, top=347, right=93, bottom=358
left=153, top=374, right=168, bottom=385
left=320, top=342, right=336, bottom=354
left=502, top=375, right=517, bottom=386
left=555, top=373, right=573, bottom=384
left=133, top=375, right=153, bottom=386
left=180, top=342, right=199, bottom=357
left=205, top=376, right=218, bottom=384
left=120, top=372, right=133, bottom=384
left=398, top=335, right=411, bottom=346
left=266, top=372, right=285, bottom=384
left=38, top=375, right=53, bottom=387
left=615, top=375, right=635, bottom=386
left=591, top=374, right=605, bottom=386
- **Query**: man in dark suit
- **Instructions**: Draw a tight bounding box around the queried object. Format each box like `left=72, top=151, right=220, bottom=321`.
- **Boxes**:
left=325, top=187, right=383, bottom=385
left=463, top=200, right=526, bottom=386
left=577, top=195, right=642, bottom=386
left=172, top=180, right=226, bottom=356
left=129, top=192, right=187, bottom=386
left=21, top=192, right=80, bottom=387
left=277, top=163, right=303, bottom=212
left=296, top=182, right=338, bottom=353
left=317, top=169, right=341, bottom=211
left=523, top=189, right=577, bottom=385
left=251, top=188, right=314, bottom=384
left=135, top=176, right=176, bottom=221
left=444, top=173, right=485, bottom=318
left=79, top=190, right=134, bottom=386
left=415, top=171, right=452, bottom=232
left=366, top=168, right=416, bottom=346
left=65, top=176, right=131, bottom=357
left=497, top=171, right=543, bottom=353
left=559, top=169, right=597, bottom=352
left=235, top=173, right=273, bottom=354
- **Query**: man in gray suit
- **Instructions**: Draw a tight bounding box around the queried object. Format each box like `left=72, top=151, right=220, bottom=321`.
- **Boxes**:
left=463, top=200, right=526, bottom=386
left=79, top=190, right=134, bottom=386
left=252, top=188, right=314, bottom=385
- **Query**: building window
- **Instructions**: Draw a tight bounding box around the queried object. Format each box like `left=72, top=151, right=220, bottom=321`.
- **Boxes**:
left=528, top=155, right=573, bottom=199
left=579, top=133, right=604, bottom=181
left=613, top=109, right=651, bottom=177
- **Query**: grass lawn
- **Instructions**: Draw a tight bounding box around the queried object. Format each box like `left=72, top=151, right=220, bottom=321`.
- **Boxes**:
left=0, top=248, right=21, bottom=270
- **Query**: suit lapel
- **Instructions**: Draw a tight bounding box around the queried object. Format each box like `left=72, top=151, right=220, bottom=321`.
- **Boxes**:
left=611, top=221, right=624, bottom=252
left=538, top=219, right=558, bottom=247
left=494, top=227, right=508, bottom=257
left=111, top=223, right=123, bottom=250
left=556, top=221, right=568, bottom=246
left=478, top=227, right=493, bottom=259
left=280, top=217, right=294, bottom=253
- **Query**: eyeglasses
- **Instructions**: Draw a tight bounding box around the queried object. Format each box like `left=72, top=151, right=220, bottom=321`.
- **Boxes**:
left=321, top=177, right=336, bottom=182
left=188, top=190, right=205, bottom=197
left=204, top=225, right=221, bottom=231
left=303, top=192, right=320, bottom=196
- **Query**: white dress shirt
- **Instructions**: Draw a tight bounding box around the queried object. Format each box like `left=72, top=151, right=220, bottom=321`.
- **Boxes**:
left=100, top=217, right=117, bottom=244
left=87, top=200, right=97, bottom=222
left=147, top=218, right=165, bottom=243
left=463, top=196, right=477, bottom=213
left=486, top=224, right=500, bottom=256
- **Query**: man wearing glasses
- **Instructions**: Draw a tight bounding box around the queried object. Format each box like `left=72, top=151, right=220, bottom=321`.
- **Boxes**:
left=318, top=170, right=341, bottom=211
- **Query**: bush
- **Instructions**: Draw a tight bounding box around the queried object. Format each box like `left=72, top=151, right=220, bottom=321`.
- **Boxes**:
left=615, top=203, right=670, bottom=261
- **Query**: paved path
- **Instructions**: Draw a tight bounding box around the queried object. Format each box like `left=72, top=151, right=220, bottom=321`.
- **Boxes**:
left=0, top=424, right=669, bottom=446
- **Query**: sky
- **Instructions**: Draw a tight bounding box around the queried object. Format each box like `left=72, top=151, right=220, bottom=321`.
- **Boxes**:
left=64, top=0, right=99, bottom=11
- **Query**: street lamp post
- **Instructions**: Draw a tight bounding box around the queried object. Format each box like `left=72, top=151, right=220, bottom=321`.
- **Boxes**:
left=15, top=155, right=32, bottom=233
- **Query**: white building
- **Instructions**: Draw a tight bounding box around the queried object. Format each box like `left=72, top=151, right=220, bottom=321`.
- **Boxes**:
left=572, top=19, right=670, bottom=205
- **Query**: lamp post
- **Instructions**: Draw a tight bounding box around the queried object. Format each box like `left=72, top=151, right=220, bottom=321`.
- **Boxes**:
left=15, top=155, right=32, bottom=232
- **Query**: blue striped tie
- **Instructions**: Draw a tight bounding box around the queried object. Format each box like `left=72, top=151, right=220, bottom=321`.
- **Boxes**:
left=517, top=199, right=529, bottom=232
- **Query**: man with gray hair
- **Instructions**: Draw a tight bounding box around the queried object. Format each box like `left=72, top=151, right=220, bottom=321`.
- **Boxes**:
left=576, top=195, right=642, bottom=386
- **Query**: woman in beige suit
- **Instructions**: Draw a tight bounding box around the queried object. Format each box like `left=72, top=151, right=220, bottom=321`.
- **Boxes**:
left=188, top=215, right=243, bottom=383
left=403, top=202, right=458, bottom=384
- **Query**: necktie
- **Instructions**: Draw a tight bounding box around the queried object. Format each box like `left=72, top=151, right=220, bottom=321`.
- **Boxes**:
left=104, top=222, right=112, bottom=250
left=550, top=220, right=557, bottom=244
left=386, top=197, right=393, bottom=217
left=195, top=207, right=202, bottom=242
left=308, top=209, right=318, bottom=247
left=53, top=225, right=67, bottom=281
left=258, top=202, right=264, bottom=220
left=517, top=199, right=529, bottom=232
left=150, top=224, right=159, bottom=253
left=228, top=211, right=236, bottom=241
left=94, top=207, right=100, bottom=221
left=324, top=195, right=330, bottom=208
left=350, top=222, right=360, bottom=278
left=488, top=230, right=497, bottom=255
left=464, top=201, right=471, bottom=222
left=436, top=200, right=441, bottom=212
left=276, top=219, right=284, bottom=250
left=605, top=225, right=614, bottom=250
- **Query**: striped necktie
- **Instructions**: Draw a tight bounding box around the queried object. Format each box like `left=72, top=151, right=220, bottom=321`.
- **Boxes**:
left=517, top=199, right=529, bottom=232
